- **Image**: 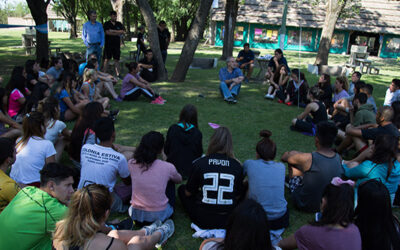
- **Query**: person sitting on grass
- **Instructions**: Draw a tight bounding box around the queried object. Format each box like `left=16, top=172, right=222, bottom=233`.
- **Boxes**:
left=120, top=62, right=165, bottom=104
left=354, top=180, right=400, bottom=250
left=265, top=64, right=289, bottom=100
left=81, top=68, right=110, bottom=109
left=344, top=106, right=400, bottom=154
left=316, top=73, right=333, bottom=110
left=128, top=131, right=182, bottom=223
left=332, top=76, right=349, bottom=104
left=56, top=71, right=90, bottom=121
left=6, top=72, right=30, bottom=121
left=78, top=117, right=131, bottom=213
left=276, top=69, right=309, bottom=107
left=360, top=84, right=377, bottom=113
left=46, top=56, right=64, bottom=81
left=348, top=71, right=361, bottom=97
left=10, top=112, right=56, bottom=188
left=219, top=57, right=244, bottom=104
left=384, top=78, right=400, bottom=106
left=25, top=59, right=40, bottom=91
left=0, top=137, right=19, bottom=213
left=290, top=86, right=328, bottom=136
left=53, top=184, right=175, bottom=250
left=39, top=96, right=71, bottom=163
left=165, top=104, right=203, bottom=179
left=0, top=163, right=76, bottom=249
left=278, top=178, right=361, bottom=250
left=243, top=130, right=288, bottom=245
left=281, top=121, right=343, bottom=213
left=343, top=134, right=400, bottom=204
left=178, top=126, right=244, bottom=229
left=0, top=88, right=21, bottom=139
left=336, top=93, right=376, bottom=155
left=236, top=43, right=255, bottom=83
left=200, top=199, right=278, bottom=250
left=139, top=49, right=158, bottom=83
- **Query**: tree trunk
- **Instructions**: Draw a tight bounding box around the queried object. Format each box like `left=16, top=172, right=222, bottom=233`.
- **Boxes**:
left=175, top=18, right=189, bottom=41
left=110, top=0, right=125, bottom=22
left=221, top=0, right=239, bottom=60
left=314, top=0, right=347, bottom=66
left=136, top=0, right=167, bottom=81
left=170, top=0, right=214, bottom=82
left=124, top=2, right=131, bottom=38
left=69, top=17, right=78, bottom=39
left=210, top=20, right=216, bottom=45
left=26, top=0, right=50, bottom=62
left=171, top=22, right=176, bottom=42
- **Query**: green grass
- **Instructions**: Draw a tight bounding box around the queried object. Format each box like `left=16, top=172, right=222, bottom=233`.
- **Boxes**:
left=1, top=29, right=400, bottom=249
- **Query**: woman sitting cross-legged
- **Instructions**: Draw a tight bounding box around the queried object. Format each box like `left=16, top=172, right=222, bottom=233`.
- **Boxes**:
left=128, top=131, right=182, bottom=223
left=276, top=69, right=309, bottom=107
left=290, top=86, right=328, bottom=136
left=120, top=62, right=166, bottom=105
left=278, top=178, right=362, bottom=250
left=52, top=184, right=175, bottom=250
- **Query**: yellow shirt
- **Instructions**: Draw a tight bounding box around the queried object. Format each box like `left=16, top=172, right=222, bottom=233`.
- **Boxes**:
left=0, top=170, right=20, bottom=213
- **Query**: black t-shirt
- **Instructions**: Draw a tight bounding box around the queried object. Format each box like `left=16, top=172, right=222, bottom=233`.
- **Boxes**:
left=139, top=57, right=157, bottom=82
left=137, top=32, right=145, bottom=47
left=362, top=123, right=400, bottom=141
left=26, top=73, right=38, bottom=92
left=103, top=20, right=125, bottom=47
left=186, top=153, right=243, bottom=214
left=158, top=28, right=170, bottom=50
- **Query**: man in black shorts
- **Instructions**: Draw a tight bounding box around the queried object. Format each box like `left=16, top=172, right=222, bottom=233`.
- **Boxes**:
left=103, top=11, right=125, bottom=78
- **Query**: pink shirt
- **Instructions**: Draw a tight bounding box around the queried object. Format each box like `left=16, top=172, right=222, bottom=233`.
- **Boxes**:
left=8, top=89, right=25, bottom=117
left=129, top=159, right=182, bottom=211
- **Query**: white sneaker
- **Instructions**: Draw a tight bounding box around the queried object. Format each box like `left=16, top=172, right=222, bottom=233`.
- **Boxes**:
left=141, top=220, right=162, bottom=236
left=155, top=219, right=175, bottom=246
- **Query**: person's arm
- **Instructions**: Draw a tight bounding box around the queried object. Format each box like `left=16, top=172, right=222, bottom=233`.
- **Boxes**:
left=129, top=77, right=150, bottom=90
left=81, top=84, right=90, bottom=99
left=280, top=75, right=289, bottom=86
left=297, top=103, right=315, bottom=120
left=345, top=125, right=363, bottom=137
left=281, top=151, right=312, bottom=172
left=236, top=51, right=243, bottom=61
left=100, top=23, right=105, bottom=48
left=278, top=234, right=297, bottom=250
left=46, top=155, right=56, bottom=164
left=16, top=96, right=26, bottom=105
left=343, top=160, right=370, bottom=179
left=62, top=96, right=81, bottom=115
left=82, top=23, right=89, bottom=47
left=0, top=111, right=21, bottom=129
left=170, top=165, right=183, bottom=184
left=139, top=63, right=153, bottom=69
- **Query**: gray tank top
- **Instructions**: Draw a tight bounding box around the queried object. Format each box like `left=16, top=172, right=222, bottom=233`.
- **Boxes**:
left=292, top=152, right=343, bottom=212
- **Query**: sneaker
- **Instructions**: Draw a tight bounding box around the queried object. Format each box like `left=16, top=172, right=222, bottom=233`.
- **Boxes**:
left=141, top=220, right=162, bottom=236
left=157, top=96, right=167, bottom=103
left=277, top=99, right=284, bottom=104
left=286, top=101, right=293, bottom=106
left=151, top=98, right=164, bottom=105
left=156, top=219, right=175, bottom=246
left=231, top=97, right=238, bottom=104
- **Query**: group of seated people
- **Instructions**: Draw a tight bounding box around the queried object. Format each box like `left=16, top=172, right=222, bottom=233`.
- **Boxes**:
left=0, top=49, right=400, bottom=249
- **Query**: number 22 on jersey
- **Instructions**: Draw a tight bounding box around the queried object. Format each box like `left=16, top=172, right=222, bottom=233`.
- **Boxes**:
left=202, top=172, right=235, bottom=205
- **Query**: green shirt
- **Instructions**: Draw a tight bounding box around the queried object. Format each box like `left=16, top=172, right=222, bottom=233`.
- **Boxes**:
left=353, top=104, right=376, bottom=127
left=0, top=186, right=67, bottom=250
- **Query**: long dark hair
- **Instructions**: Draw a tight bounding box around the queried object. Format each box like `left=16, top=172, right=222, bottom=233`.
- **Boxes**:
left=69, top=102, right=104, bottom=161
left=134, top=131, right=164, bottom=171
left=223, top=199, right=272, bottom=250
left=318, top=74, right=331, bottom=88
left=256, top=130, right=276, bottom=161
left=25, top=59, right=38, bottom=77
left=355, top=180, right=400, bottom=250
left=60, top=71, right=77, bottom=95
left=291, top=68, right=306, bottom=82
left=272, top=64, right=287, bottom=84
left=6, top=67, right=27, bottom=97
left=178, top=104, right=198, bottom=128
left=370, top=134, right=398, bottom=180
left=311, top=183, right=354, bottom=227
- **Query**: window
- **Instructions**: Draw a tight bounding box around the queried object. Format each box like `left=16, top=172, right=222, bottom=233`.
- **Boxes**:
left=331, top=33, right=345, bottom=49
left=234, top=26, right=244, bottom=42
left=385, top=37, right=400, bottom=53
left=253, top=28, right=278, bottom=44
left=355, top=36, right=368, bottom=46
left=287, top=30, right=312, bottom=46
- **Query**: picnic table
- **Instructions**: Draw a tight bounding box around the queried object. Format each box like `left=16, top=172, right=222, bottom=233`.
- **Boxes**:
left=355, top=58, right=372, bottom=74
left=255, top=57, right=269, bottom=80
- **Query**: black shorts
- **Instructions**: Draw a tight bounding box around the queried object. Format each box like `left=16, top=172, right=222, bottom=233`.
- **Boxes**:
left=104, top=45, right=121, bottom=60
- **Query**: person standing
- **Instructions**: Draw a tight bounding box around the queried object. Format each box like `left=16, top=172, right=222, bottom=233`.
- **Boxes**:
left=103, top=11, right=125, bottom=78
left=136, top=26, right=146, bottom=61
left=158, top=21, right=171, bottom=64
left=82, top=10, right=105, bottom=64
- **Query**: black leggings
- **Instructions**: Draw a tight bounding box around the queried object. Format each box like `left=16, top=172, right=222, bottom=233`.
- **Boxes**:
left=123, top=87, right=156, bottom=101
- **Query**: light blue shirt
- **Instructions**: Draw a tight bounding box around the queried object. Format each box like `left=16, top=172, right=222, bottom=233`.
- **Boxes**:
left=82, top=21, right=105, bottom=47
left=219, top=67, right=243, bottom=82
left=46, top=66, right=63, bottom=80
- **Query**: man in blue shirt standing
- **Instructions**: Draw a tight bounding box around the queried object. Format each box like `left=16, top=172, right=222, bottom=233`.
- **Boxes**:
left=82, top=10, right=105, bottom=64
left=219, top=57, right=244, bottom=104
left=236, top=43, right=254, bottom=83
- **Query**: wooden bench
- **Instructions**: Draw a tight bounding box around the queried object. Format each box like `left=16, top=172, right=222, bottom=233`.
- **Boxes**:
left=344, top=63, right=357, bottom=72
left=368, top=66, right=380, bottom=75
left=25, top=46, right=35, bottom=55
left=49, top=47, right=61, bottom=56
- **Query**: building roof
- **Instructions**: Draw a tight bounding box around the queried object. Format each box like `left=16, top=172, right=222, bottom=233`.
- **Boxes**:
left=23, top=5, right=81, bottom=21
left=211, top=0, right=400, bottom=35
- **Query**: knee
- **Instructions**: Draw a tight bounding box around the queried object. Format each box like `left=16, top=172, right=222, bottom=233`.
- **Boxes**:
left=219, top=81, right=226, bottom=88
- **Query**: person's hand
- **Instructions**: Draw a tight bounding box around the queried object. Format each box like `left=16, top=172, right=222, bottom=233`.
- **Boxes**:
left=273, top=56, right=278, bottom=62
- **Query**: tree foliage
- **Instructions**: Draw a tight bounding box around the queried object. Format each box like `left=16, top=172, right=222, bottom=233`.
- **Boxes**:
left=78, top=0, right=113, bottom=23
left=52, top=0, right=79, bottom=38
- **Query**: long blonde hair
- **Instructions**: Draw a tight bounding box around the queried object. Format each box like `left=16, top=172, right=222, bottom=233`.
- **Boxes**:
left=83, top=68, right=96, bottom=82
left=53, top=184, right=112, bottom=248
left=207, top=126, right=235, bottom=158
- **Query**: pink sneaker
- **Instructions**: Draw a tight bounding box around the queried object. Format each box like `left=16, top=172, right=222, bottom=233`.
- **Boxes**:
left=157, top=96, right=166, bottom=103
left=151, top=98, right=164, bottom=105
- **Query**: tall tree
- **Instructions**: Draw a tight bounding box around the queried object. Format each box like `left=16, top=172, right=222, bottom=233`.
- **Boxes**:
left=170, top=0, right=214, bottom=82
left=110, top=0, right=125, bottom=22
left=136, top=0, right=167, bottom=81
left=26, top=0, right=51, bottom=62
left=221, top=0, right=239, bottom=60
left=53, top=0, right=79, bottom=38
left=314, top=0, right=360, bottom=65
left=79, top=0, right=112, bottom=24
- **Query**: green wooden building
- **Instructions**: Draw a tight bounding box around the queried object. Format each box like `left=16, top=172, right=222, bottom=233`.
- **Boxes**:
left=210, top=0, right=400, bottom=58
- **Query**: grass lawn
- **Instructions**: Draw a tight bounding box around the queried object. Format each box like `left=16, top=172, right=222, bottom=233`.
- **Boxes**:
left=1, top=29, right=400, bottom=249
